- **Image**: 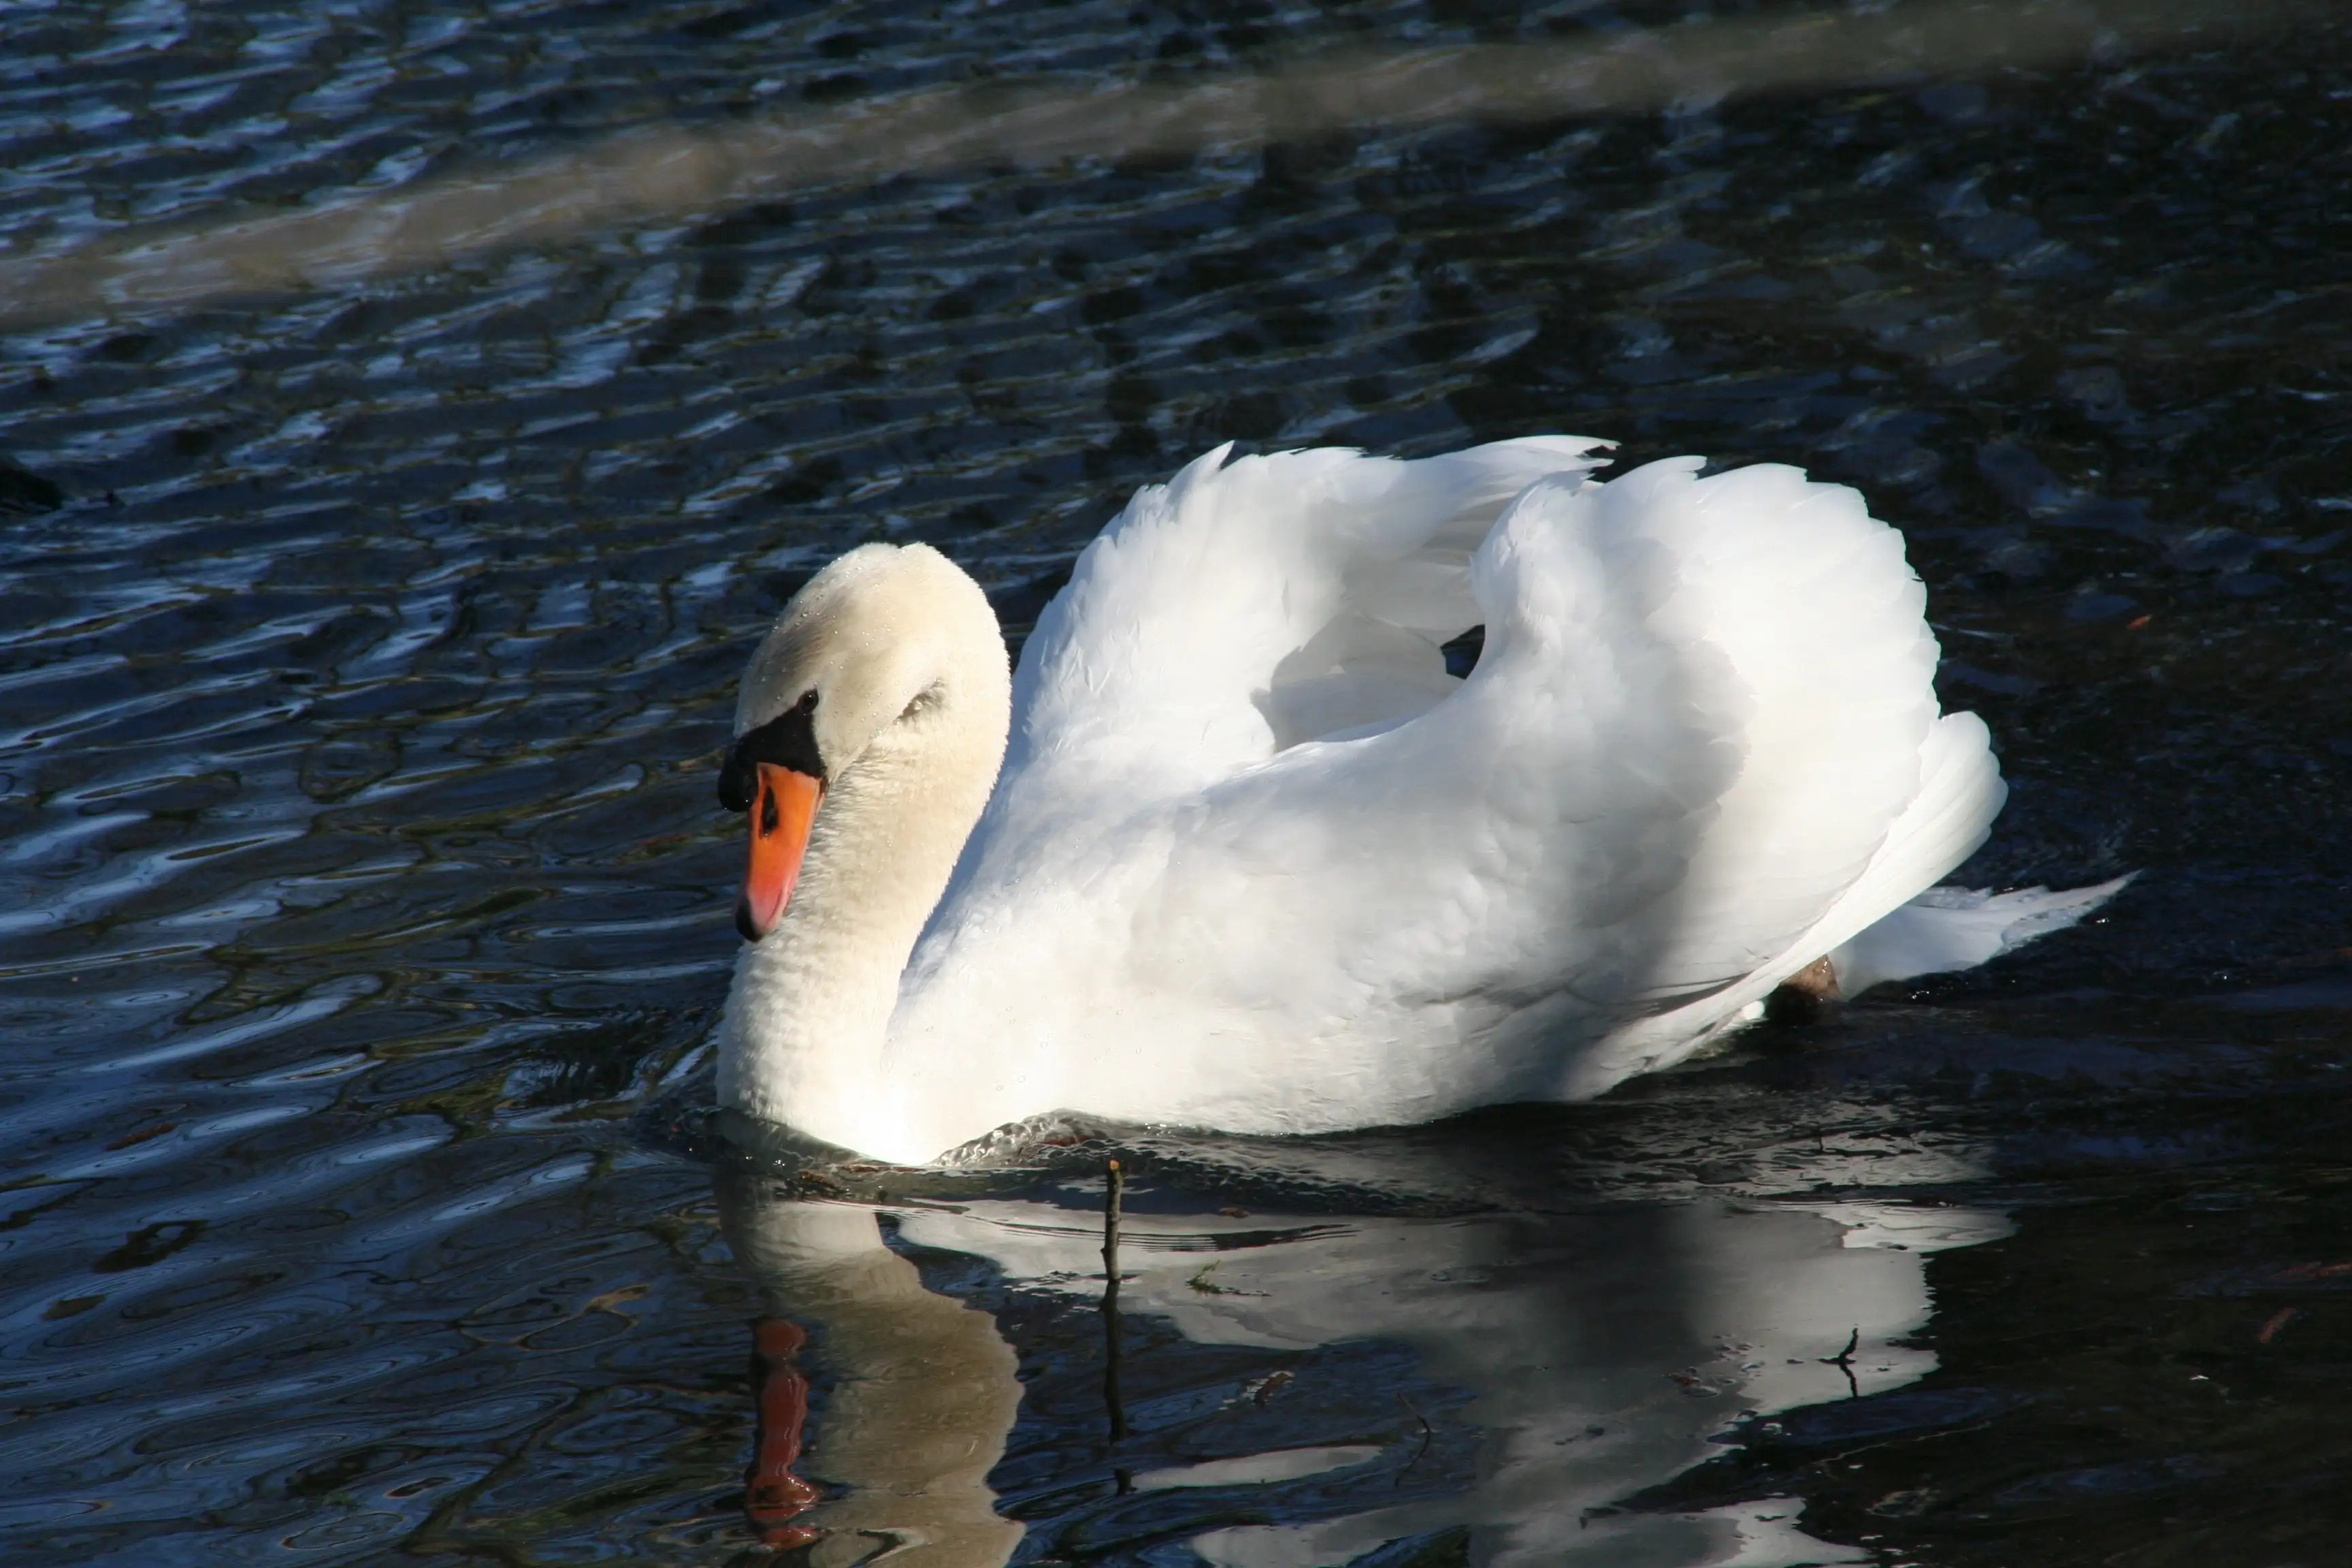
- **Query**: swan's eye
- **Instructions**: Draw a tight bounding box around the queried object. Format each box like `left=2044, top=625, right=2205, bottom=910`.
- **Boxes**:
left=796, top=689, right=818, bottom=713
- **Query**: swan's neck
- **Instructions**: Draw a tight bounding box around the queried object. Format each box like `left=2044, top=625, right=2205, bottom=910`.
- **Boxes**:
left=718, top=673, right=1007, bottom=1159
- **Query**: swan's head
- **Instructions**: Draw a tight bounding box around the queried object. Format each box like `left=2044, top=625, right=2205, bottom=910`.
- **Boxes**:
left=717, top=542, right=1002, bottom=943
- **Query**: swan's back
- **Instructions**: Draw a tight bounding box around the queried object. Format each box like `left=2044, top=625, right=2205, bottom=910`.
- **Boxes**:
left=891, top=442, right=2002, bottom=1148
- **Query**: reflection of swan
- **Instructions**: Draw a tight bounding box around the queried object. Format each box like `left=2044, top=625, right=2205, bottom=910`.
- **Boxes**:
left=717, top=1170, right=2007, bottom=1568
left=715, top=440, right=2121, bottom=1163
left=716, top=1171, right=1024, bottom=1567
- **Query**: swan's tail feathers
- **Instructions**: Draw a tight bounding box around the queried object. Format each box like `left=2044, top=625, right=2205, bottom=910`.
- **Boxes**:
left=1561, top=710, right=2014, bottom=1094
left=1778, top=708, right=2010, bottom=968
left=1829, top=874, right=2135, bottom=997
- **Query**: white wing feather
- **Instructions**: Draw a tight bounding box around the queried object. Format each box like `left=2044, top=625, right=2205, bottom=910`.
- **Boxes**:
left=892, top=443, right=2034, bottom=1147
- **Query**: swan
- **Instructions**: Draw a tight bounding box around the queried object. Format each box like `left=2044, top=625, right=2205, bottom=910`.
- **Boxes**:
left=714, top=438, right=2122, bottom=1164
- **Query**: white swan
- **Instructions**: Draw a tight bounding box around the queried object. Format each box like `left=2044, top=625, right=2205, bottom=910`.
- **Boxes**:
left=715, top=438, right=2121, bottom=1164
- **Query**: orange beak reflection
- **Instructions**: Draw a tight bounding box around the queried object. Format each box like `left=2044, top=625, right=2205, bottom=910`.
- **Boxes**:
left=738, top=762, right=823, bottom=943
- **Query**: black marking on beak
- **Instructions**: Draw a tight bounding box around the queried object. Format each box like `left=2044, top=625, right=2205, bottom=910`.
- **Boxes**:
left=719, top=687, right=825, bottom=811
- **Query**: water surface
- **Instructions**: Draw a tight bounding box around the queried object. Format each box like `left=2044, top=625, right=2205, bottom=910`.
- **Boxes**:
left=3, top=0, right=2349, bottom=1563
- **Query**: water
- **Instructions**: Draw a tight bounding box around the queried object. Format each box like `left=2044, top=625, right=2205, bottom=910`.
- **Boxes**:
left=2, top=0, right=2349, bottom=1563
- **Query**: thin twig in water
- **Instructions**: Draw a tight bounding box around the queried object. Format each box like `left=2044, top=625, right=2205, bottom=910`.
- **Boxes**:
left=1820, top=1326, right=1861, bottom=1399
left=1394, top=1393, right=1436, bottom=1486
left=1188, top=1260, right=1265, bottom=1296
left=1101, top=1157, right=1128, bottom=1444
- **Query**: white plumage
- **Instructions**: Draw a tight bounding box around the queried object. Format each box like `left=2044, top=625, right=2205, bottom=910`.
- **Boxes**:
left=716, top=438, right=2122, bottom=1164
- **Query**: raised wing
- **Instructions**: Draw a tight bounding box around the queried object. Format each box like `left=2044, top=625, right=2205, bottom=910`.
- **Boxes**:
left=998, top=438, right=1612, bottom=799
left=903, top=450, right=1997, bottom=1137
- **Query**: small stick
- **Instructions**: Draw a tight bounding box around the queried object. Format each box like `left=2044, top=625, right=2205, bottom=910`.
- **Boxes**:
left=1101, top=1158, right=1128, bottom=1443
left=1102, top=1158, right=1124, bottom=1271
left=1820, top=1326, right=1861, bottom=1400
left=1394, top=1393, right=1435, bottom=1487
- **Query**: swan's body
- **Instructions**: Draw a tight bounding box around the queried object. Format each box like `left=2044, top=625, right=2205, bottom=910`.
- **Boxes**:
left=716, top=440, right=2119, bottom=1164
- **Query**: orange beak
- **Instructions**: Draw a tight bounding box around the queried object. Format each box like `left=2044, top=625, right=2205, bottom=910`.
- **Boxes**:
left=738, top=762, right=823, bottom=943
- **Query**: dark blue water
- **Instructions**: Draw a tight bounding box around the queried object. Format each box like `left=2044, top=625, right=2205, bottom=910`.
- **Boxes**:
left=3, top=1, right=2349, bottom=1563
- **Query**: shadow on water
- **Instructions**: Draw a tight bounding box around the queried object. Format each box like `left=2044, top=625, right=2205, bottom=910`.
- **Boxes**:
left=1, top=0, right=2350, bottom=1561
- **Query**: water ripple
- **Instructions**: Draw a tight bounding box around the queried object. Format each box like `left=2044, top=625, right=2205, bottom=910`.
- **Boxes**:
left=0, top=0, right=2347, bottom=1561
